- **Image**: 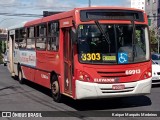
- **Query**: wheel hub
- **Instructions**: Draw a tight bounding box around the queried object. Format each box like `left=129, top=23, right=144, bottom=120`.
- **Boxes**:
left=52, top=81, right=59, bottom=95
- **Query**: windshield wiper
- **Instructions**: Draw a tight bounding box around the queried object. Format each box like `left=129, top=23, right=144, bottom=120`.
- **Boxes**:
left=131, top=19, right=137, bottom=62
left=94, top=20, right=111, bottom=52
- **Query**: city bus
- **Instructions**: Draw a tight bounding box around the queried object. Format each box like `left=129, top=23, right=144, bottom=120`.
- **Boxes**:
left=7, top=7, right=152, bottom=102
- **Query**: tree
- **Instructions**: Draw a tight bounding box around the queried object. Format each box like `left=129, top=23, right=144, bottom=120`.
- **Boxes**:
left=149, top=29, right=158, bottom=52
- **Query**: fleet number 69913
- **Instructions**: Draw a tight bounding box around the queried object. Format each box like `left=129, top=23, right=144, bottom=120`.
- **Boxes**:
left=125, top=69, right=141, bottom=75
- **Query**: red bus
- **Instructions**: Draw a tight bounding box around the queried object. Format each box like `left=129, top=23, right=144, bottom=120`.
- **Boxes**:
left=7, top=7, right=152, bottom=102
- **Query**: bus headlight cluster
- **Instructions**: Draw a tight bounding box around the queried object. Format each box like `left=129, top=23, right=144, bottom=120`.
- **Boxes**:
left=143, top=69, right=152, bottom=79
left=77, top=70, right=91, bottom=82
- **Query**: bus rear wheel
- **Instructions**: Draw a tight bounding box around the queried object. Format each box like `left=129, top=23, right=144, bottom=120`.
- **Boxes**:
left=51, top=75, right=63, bottom=102
left=18, top=67, right=24, bottom=84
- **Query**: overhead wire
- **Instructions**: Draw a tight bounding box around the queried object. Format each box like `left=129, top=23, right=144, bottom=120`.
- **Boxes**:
left=0, top=12, right=42, bottom=17
left=0, top=3, right=73, bottom=18
left=0, top=5, right=70, bottom=18
left=0, top=4, right=73, bottom=10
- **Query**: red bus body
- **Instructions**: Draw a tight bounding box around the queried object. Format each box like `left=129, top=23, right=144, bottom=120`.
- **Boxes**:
left=7, top=7, right=152, bottom=101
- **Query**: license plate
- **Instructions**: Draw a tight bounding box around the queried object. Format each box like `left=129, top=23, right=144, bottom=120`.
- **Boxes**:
left=112, top=84, right=125, bottom=90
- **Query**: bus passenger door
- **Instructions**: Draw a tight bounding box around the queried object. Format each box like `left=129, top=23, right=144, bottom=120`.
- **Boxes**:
left=8, top=30, right=15, bottom=76
left=63, top=28, right=73, bottom=95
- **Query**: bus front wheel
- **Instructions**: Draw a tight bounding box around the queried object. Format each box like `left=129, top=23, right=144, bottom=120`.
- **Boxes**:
left=51, top=75, right=63, bottom=102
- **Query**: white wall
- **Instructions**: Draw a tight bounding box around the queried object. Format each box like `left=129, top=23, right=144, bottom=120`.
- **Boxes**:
left=131, top=0, right=145, bottom=11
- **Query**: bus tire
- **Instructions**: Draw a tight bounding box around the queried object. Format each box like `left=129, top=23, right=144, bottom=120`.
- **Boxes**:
left=18, top=67, right=24, bottom=84
left=51, top=74, right=63, bottom=102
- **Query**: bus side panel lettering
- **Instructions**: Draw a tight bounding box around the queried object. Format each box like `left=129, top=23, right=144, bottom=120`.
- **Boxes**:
left=20, top=51, right=36, bottom=67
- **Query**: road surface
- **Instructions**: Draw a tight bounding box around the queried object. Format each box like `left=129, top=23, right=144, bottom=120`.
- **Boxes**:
left=0, top=65, right=159, bottom=120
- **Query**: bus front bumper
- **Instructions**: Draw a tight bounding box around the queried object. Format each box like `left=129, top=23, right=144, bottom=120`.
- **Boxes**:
left=75, top=78, right=152, bottom=99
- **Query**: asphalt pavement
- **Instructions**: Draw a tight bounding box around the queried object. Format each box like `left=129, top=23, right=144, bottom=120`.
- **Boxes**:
left=0, top=64, right=160, bottom=120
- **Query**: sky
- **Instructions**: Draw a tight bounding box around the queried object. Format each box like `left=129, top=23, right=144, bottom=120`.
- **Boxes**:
left=0, top=0, right=131, bottom=29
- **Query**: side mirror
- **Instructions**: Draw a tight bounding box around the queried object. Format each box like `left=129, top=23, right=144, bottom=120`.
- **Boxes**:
left=71, top=27, right=77, bottom=44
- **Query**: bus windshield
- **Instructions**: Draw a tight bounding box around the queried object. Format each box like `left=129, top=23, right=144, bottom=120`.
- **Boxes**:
left=77, top=24, right=149, bottom=64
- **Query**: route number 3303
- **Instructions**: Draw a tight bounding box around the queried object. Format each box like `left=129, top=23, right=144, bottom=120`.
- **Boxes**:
left=125, top=69, right=141, bottom=75
left=81, top=53, right=101, bottom=61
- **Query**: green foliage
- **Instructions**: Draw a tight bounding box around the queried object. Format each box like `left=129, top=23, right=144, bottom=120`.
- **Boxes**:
left=150, top=29, right=157, bottom=44
left=0, top=41, right=5, bottom=64
left=0, top=52, right=3, bottom=64
left=0, top=41, right=6, bottom=53
left=149, top=29, right=158, bottom=52
left=2, top=42, right=6, bottom=53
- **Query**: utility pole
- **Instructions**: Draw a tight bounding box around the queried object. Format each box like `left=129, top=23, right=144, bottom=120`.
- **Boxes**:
left=89, top=0, right=91, bottom=7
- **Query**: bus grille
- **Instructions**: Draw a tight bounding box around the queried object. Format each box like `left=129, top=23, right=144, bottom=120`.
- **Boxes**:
left=100, top=87, right=134, bottom=93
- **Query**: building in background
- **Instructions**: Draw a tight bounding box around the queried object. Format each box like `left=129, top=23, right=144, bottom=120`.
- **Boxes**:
left=131, top=0, right=160, bottom=52
left=145, top=0, right=159, bottom=32
left=131, top=0, right=145, bottom=11
left=131, top=0, right=159, bottom=31
left=0, top=28, right=7, bottom=53
left=157, top=0, right=160, bottom=30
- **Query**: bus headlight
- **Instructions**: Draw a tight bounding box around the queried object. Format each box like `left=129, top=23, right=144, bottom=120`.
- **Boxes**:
left=77, top=70, right=91, bottom=82
left=143, top=69, right=152, bottom=79
left=147, top=72, right=151, bottom=77
left=79, top=75, right=84, bottom=80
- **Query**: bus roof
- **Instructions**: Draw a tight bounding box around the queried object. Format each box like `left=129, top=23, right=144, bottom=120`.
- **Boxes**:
left=75, top=6, right=144, bottom=12
left=16, top=6, right=145, bottom=27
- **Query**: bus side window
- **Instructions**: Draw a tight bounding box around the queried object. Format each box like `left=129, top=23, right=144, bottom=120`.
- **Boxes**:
left=15, top=29, right=19, bottom=49
left=26, top=27, right=35, bottom=49
left=18, top=28, right=26, bottom=49
left=47, top=22, right=59, bottom=51
left=36, top=24, right=47, bottom=50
